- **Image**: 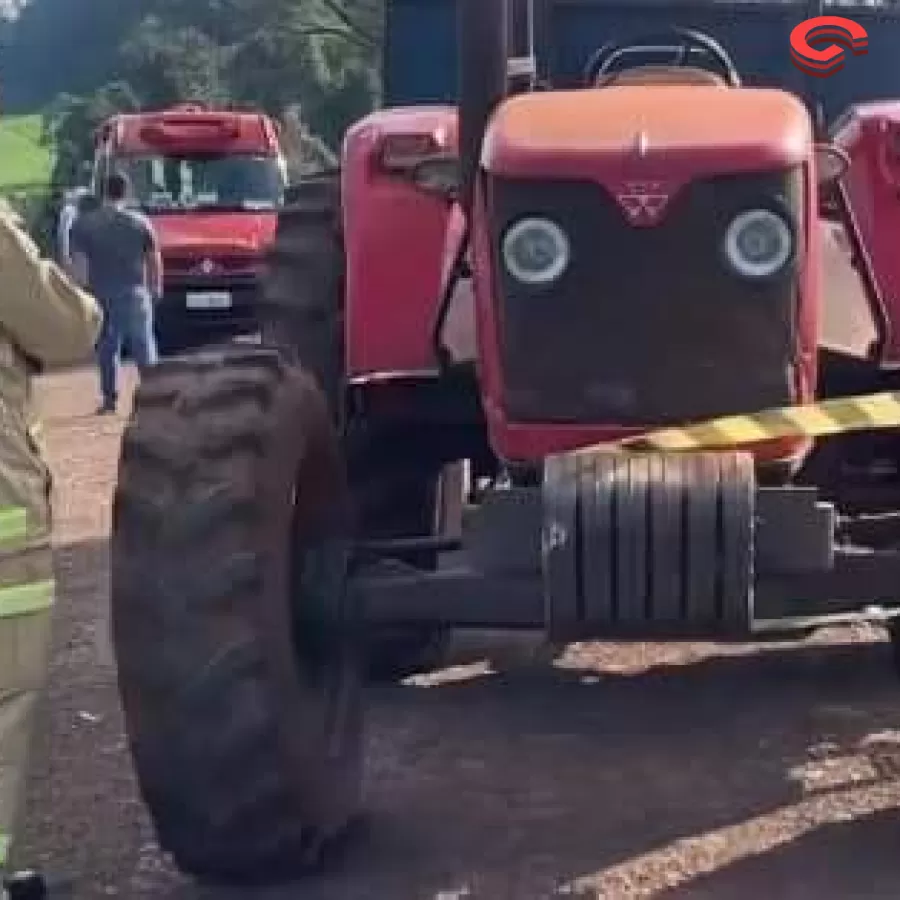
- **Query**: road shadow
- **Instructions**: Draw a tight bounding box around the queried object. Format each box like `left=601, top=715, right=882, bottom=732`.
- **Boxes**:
left=19, top=536, right=900, bottom=899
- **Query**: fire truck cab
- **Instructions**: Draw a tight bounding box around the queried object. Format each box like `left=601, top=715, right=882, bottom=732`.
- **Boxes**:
left=92, top=103, right=287, bottom=352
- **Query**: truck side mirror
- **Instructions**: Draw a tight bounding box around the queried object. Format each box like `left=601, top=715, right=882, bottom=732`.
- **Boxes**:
left=412, top=156, right=461, bottom=201
left=815, top=144, right=850, bottom=186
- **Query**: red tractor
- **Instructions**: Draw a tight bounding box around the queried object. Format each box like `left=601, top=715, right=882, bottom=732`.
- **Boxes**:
left=92, top=103, right=286, bottom=353
left=109, top=0, right=900, bottom=885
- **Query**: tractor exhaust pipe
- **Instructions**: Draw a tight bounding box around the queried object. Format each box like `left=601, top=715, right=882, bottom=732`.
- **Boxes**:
left=458, top=0, right=508, bottom=216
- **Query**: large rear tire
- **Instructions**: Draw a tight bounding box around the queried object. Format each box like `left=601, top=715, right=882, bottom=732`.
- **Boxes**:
left=261, top=174, right=450, bottom=680
left=111, top=347, right=363, bottom=883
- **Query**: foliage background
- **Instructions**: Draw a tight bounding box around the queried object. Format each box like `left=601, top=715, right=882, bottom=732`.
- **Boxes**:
left=0, top=0, right=382, bottom=241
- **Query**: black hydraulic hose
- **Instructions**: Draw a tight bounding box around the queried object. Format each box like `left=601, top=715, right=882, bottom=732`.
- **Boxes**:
left=431, top=225, right=471, bottom=370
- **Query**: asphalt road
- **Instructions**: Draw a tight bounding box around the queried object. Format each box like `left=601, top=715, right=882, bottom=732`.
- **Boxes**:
left=15, top=367, right=900, bottom=899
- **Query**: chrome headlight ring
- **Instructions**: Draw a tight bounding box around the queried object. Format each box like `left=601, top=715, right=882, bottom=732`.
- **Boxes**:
left=502, top=217, right=571, bottom=285
left=722, top=208, right=794, bottom=280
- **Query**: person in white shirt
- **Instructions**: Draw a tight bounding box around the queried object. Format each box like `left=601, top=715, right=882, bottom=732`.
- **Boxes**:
left=56, top=187, right=92, bottom=264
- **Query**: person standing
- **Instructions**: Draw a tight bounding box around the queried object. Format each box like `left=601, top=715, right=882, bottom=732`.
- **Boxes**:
left=0, top=197, right=102, bottom=897
left=57, top=188, right=100, bottom=266
left=55, top=187, right=89, bottom=265
left=67, top=171, right=162, bottom=414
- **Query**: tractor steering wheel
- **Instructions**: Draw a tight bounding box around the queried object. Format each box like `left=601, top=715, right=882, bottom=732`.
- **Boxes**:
left=582, top=27, right=742, bottom=88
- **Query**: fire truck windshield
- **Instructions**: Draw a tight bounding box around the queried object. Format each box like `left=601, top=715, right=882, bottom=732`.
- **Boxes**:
left=115, top=152, right=285, bottom=212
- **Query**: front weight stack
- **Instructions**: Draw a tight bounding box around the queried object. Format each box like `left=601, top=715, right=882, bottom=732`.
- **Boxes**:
left=542, top=450, right=755, bottom=639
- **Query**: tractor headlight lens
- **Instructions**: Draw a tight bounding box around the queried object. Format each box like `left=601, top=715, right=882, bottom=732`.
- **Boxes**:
left=502, top=217, right=570, bottom=285
left=723, top=209, right=793, bottom=280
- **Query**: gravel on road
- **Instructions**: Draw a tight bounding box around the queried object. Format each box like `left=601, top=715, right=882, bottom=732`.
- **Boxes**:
left=14, top=366, right=900, bottom=899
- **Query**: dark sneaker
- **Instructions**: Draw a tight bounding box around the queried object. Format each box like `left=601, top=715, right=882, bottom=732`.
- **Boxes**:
left=3, top=870, right=48, bottom=899
left=3, top=870, right=74, bottom=899
left=96, top=399, right=116, bottom=415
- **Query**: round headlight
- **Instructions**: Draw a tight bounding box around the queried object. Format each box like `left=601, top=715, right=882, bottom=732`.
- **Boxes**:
left=723, top=209, right=793, bottom=280
left=502, top=217, right=570, bottom=285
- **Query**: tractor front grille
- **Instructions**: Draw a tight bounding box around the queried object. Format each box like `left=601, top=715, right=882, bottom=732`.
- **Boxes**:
left=489, top=169, right=802, bottom=425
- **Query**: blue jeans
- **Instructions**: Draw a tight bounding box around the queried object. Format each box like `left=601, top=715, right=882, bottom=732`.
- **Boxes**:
left=96, top=287, right=158, bottom=405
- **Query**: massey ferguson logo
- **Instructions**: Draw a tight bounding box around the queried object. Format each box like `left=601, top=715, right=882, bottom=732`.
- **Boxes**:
left=197, top=258, right=217, bottom=275
left=614, top=182, right=671, bottom=225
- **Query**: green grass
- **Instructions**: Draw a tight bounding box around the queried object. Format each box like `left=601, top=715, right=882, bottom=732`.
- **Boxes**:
left=0, top=114, right=53, bottom=194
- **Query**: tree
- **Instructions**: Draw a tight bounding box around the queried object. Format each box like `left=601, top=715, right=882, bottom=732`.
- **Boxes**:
left=2, top=0, right=155, bottom=111
left=279, top=103, right=338, bottom=180
left=42, top=82, right=140, bottom=191
left=120, top=16, right=233, bottom=109
left=3, top=0, right=383, bottom=124
left=6, top=0, right=384, bottom=205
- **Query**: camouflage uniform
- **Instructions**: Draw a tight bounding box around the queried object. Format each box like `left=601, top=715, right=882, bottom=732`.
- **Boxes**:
left=0, top=200, right=101, bottom=876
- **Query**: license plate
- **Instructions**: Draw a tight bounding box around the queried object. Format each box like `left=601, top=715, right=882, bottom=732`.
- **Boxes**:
left=186, top=291, right=232, bottom=309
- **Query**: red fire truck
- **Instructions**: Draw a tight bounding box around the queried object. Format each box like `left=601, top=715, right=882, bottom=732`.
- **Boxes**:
left=92, top=103, right=287, bottom=352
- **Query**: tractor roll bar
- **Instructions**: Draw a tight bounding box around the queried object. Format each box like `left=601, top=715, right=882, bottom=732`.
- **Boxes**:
left=458, top=0, right=508, bottom=215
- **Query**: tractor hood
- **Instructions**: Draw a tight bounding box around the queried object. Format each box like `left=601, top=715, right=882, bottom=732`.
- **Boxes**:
left=482, top=86, right=811, bottom=183
left=150, top=212, right=278, bottom=258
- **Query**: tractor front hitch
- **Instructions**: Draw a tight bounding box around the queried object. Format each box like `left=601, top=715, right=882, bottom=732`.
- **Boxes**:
left=354, top=447, right=900, bottom=641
